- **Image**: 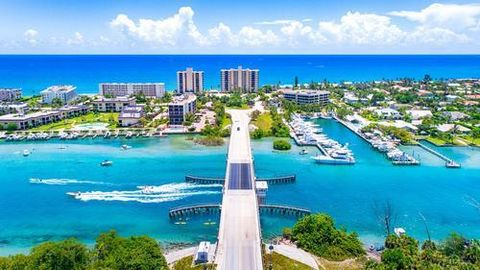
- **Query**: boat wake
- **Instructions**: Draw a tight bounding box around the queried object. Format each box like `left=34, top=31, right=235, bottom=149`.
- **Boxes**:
left=67, top=183, right=221, bottom=203
left=29, top=178, right=112, bottom=186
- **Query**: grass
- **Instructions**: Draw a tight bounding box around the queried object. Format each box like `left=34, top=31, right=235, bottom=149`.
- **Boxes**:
left=226, top=104, right=250, bottom=110
left=425, top=136, right=448, bottom=146
left=220, top=115, right=232, bottom=129
left=462, top=136, right=480, bottom=146
left=30, top=112, right=119, bottom=131
left=172, top=256, right=214, bottom=270
left=317, top=257, right=366, bottom=270
left=263, top=252, right=312, bottom=270
left=252, top=113, right=273, bottom=132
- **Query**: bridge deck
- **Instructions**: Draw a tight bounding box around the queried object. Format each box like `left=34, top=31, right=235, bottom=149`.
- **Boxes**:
left=215, top=110, right=263, bottom=270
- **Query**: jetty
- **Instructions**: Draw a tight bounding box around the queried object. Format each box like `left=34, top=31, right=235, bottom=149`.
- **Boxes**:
left=418, top=142, right=461, bottom=168
left=185, top=175, right=296, bottom=185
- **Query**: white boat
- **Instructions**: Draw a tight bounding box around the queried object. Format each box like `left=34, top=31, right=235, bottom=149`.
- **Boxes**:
left=311, top=155, right=355, bottom=165
left=121, top=144, right=132, bottom=150
left=446, top=161, right=461, bottom=168
left=23, top=149, right=30, bottom=157
left=100, top=160, right=113, bottom=166
left=299, top=149, right=309, bottom=155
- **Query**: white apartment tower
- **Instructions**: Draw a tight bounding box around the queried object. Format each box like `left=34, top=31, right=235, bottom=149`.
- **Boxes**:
left=177, top=68, right=204, bottom=94
left=220, top=66, right=259, bottom=93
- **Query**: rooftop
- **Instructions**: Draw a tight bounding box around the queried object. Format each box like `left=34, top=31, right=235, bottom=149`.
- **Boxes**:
left=283, top=89, right=329, bottom=96
left=169, top=94, right=197, bottom=105
left=41, top=85, right=76, bottom=93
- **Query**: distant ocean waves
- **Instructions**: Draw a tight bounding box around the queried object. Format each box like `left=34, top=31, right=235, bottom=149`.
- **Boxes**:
left=66, top=183, right=221, bottom=203
left=29, top=178, right=112, bottom=185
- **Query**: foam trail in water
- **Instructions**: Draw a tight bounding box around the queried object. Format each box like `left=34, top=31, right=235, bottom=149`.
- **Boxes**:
left=30, top=178, right=111, bottom=186
left=67, top=182, right=221, bottom=203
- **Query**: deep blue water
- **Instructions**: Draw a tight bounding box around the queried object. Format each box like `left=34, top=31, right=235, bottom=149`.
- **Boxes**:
left=1, top=55, right=480, bottom=95
left=0, top=121, right=479, bottom=255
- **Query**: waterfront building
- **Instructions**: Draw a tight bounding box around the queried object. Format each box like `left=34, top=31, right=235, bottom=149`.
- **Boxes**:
left=168, top=94, right=196, bottom=126
left=283, top=90, right=330, bottom=105
left=0, top=88, right=21, bottom=102
left=41, top=85, right=77, bottom=104
left=99, top=83, right=165, bottom=98
left=0, top=105, right=88, bottom=130
left=177, top=68, right=204, bottom=94
left=118, top=105, right=145, bottom=127
left=91, top=96, right=136, bottom=112
left=437, top=123, right=471, bottom=133
left=220, top=66, right=259, bottom=92
left=0, top=103, right=29, bottom=115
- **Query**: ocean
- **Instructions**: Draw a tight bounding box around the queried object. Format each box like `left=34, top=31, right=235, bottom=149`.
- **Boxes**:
left=0, top=121, right=479, bottom=255
left=0, top=55, right=480, bottom=95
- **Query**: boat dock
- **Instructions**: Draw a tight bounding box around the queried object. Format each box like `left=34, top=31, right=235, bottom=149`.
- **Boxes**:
left=418, top=142, right=461, bottom=168
left=168, top=204, right=310, bottom=219
left=185, top=175, right=296, bottom=185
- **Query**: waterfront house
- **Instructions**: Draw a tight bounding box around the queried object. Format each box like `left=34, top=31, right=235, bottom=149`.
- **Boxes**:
left=442, top=111, right=470, bottom=121
left=374, top=108, right=402, bottom=120
left=406, top=109, right=433, bottom=120
left=168, top=94, right=197, bottom=126
left=91, top=96, right=136, bottom=112
left=445, top=94, right=460, bottom=102
left=436, top=124, right=471, bottom=134
left=41, top=85, right=77, bottom=104
left=118, top=105, right=145, bottom=127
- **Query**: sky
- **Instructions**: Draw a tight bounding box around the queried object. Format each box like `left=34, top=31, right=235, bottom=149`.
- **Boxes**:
left=1, top=0, right=480, bottom=54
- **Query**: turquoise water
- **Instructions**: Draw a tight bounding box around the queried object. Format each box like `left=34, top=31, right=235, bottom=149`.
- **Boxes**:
left=1, top=121, right=480, bottom=255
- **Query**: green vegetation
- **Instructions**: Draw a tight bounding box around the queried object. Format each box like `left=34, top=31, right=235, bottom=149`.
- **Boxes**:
left=273, top=139, right=292, bottom=150
left=0, top=230, right=168, bottom=270
left=366, top=233, right=480, bottom=269
left=263, top=252, right=312, bottom=270
left=362, top=124, right=415, bottom=144
left=252, top=112, right=273, bottom=132
left=270, top=108, right=290, bottom=138
left=30, top=112, right=119, bottom=131
left=290, top=214, right=365, bottom=261
left=172, top=255, right=214, bottom=270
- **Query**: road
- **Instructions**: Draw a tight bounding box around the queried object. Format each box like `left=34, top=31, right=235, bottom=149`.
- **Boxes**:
left=215, top=109, right=263, bottom=270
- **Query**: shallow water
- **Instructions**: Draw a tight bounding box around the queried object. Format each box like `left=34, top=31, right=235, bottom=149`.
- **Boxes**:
left=0, top=121, right=479, bottom=255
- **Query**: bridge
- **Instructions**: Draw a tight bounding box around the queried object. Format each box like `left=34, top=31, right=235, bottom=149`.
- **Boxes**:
left=185, top=174, right=296, bottom=185
left=215, top=109, right=263, bottom=270
left=168, top=204, right=310, bottom=219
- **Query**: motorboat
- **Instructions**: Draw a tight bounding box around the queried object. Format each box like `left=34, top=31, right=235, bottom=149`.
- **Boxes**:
left=121, top=144, right=132, bottom=150
left=100, top=160, right=113, bottom=167
left=311, top=154, right=355, bottom=165
left=446, top=161, right=461, bottom=168
left=299, top=149, right=309, bottom=155
left=23, top=149, right=30, bottom=157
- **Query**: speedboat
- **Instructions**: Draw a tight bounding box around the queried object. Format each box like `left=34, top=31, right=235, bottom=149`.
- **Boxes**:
left=121, top=144, right=132, bottom=150
left=23, top=149, right=30, bottom=157
left=446, top=161, right=461, bottom=168
left=100, top=160, right=113, bottom=167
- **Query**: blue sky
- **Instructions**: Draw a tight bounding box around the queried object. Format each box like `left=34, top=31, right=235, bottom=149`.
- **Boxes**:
left=1, top=0, right=480, bottom=54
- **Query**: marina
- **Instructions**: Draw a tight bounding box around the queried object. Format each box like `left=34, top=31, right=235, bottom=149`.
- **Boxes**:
left=288, top=114, right=356, bottom=165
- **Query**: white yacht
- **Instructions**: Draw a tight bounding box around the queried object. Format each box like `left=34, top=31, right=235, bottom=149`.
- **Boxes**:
left=312, top=154, right=355, bottom=165
left=121, top=144, right=132, bottom=150
left=23, top=149, right=30, bottom=157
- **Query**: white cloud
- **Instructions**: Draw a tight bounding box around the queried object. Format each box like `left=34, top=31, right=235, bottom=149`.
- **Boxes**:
left=24, top=29, right=39, bottom=45
left=408, top=26, right=470, bottom=44
left=67, top=32, right=85, bottom=45
left=316, top=12, right=405, bottom=45
left=280, top=21, right=313, bottom=46
left=389, top=3, right=480, bottom=31
left=238, top=27, right=279, bottom=46
left=110, top=6, right=207, bottom=46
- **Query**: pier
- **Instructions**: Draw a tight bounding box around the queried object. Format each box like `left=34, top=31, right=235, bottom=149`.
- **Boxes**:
left=168, top=204, right=310, bottom=219
left=185, top=174, right=296, bottom=185
left=418, top=142, right=461, bottom=168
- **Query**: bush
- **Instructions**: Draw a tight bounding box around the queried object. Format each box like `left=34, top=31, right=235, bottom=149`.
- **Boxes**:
left=273, top=139, right=291, bottom=150
left=251, top=129, right=265, bottom=139
left=291, top=214, right=365, bottom=261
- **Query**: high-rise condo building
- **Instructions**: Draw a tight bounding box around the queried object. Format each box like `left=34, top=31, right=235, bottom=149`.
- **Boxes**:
left=99, top=83, right=165, bottom=98
left=168, top=94, right=197, bottom=126
left=177, top=68, right=204, bottom=94
left=220, top=66, right=259, bottom=92
left=0, top=88, right=22, bottom=102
